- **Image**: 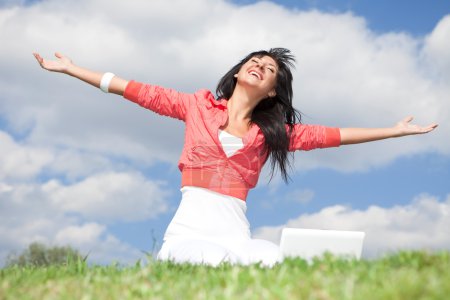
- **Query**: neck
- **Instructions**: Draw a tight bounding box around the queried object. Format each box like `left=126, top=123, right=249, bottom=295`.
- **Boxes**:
left=227, top=84, right=260, bottom=124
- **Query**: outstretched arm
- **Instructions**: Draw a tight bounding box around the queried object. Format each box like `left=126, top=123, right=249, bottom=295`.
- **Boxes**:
left=33, top=52, right=128, bottom=95
left=340, top=116, right=438, bottom=145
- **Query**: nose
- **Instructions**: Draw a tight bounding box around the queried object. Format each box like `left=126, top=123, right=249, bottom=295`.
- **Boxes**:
left=255, top=61, right=265, bottom=72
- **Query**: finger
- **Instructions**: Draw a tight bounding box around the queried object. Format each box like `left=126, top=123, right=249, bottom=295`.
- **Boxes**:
left=427, top=123, right=438, bottom=131
left=33, top=53, right=44, bottom=65
left=55, top=52, right=63, bottom=59
left=421, top=123, right=438, bottom=133
left=403, top=116, right=414, bottom=123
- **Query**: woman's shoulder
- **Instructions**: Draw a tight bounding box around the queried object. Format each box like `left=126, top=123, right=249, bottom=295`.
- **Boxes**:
left=193, top=88, right=214, bottom=99
left=193, top=89, right=227, bottom=110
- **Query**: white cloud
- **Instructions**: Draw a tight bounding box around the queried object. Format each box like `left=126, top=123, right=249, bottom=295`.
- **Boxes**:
left=423, top=15, right=450, bottom=82
left=47, top=148, right=115, bottom=181
left=45, top=172, right=170, bottom=222
left=253, top=194, right=450, bottom=257
left=54, top=222, right=143, bottom=264
left=55, top=223, right=106, bottom=246
left=0, top=129, right=145, bottom=182
left=0, top=131, right=52, bottom=180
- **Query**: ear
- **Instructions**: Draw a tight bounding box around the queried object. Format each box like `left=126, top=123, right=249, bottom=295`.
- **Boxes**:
left=234, top=74, right=238, bottom=78
left=268, top=90, right=276, bottom=98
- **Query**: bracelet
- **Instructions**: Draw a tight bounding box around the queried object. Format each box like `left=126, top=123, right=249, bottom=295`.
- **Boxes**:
left=100, top=72, right=115, bottom=93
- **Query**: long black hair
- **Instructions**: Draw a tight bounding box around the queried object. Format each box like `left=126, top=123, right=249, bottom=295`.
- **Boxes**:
left=216, top=48, right=302, bottom=183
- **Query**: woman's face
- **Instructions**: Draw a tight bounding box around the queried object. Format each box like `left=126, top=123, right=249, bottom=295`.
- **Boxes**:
left=235, top=55, right=278, bottom=99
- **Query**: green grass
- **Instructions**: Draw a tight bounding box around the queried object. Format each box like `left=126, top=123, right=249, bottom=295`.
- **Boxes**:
left=1, top=251, right=449, bottom=300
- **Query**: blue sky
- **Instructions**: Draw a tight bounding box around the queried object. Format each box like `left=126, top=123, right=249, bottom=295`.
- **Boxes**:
left=232, top=0, right=449, bottom=35
left=0, top=0, right=449, bottom=264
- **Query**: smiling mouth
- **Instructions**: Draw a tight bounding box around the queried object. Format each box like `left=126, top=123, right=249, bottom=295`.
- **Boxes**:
left=248, top=70, right=262, bottom=80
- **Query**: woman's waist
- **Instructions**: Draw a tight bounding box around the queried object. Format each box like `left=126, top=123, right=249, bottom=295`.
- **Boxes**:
left=181, top=169, right=251, bottom=201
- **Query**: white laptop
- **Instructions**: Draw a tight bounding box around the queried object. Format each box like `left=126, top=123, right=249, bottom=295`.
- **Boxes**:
left=279, top=228, right=365, bottom=261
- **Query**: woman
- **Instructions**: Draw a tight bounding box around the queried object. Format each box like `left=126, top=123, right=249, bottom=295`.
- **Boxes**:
left=33, top=48, right=437, bottom=266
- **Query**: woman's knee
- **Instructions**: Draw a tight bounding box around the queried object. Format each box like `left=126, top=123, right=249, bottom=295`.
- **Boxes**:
left=158, top=239, right=239, bottom=266
left=237, top=239, right=281, bottom=267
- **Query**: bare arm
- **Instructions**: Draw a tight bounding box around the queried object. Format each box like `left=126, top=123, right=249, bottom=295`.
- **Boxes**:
left=33, top=52, right=128, bottom=95
left=340, top=116, right=438, bottom=145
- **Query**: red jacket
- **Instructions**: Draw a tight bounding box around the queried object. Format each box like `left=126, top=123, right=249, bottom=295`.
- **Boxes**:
left=124, top=81, right=341, bottom=201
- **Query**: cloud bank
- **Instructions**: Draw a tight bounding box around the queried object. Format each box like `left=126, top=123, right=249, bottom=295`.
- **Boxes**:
left=1, top=0, right=448, bottom=171
left=0, top=131, right=170, bottom=265
left=254, top=194, right=450, bottom=258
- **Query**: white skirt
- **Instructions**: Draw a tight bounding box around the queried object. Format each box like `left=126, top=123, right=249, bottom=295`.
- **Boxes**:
left=157, top=186, right=280, bottom=266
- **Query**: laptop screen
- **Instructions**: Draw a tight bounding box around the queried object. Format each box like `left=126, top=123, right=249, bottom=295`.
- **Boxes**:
left=279, top=228, right=365, bottom=261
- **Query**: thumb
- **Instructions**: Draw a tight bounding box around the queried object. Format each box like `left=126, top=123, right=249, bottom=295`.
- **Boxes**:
left=402, top=116, right=414, bottom=123
left=54, top=52, right=63, bottom=59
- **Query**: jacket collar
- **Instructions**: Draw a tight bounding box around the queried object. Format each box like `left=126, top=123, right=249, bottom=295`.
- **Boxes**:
left=208, top=97, right=262, bottom=143
left=207, top=97, right=228, bottom=110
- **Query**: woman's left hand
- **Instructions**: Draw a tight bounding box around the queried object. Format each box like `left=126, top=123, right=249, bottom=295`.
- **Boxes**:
left=394, top=116, right=438, bottom=137
left=340, top=116, right=438, bottom=145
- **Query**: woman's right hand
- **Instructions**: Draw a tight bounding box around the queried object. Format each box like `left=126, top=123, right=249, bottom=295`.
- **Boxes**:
left=32, top=51, right=128, bottom=95
left=33, top=52, right=73, bottom=73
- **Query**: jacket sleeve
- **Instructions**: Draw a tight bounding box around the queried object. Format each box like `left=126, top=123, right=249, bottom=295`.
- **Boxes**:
left=288, top=124, right=341, bottom=151
left=123, top=80, right=192, bottom=121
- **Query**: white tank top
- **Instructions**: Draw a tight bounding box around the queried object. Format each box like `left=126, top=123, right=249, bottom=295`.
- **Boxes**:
left=163, top=130, right=248, bottom=242
left=218, top=129, right=244, bottom=157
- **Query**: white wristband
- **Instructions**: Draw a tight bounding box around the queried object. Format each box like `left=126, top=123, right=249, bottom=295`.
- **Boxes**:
left=100, top=72, right=115, bottom=93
